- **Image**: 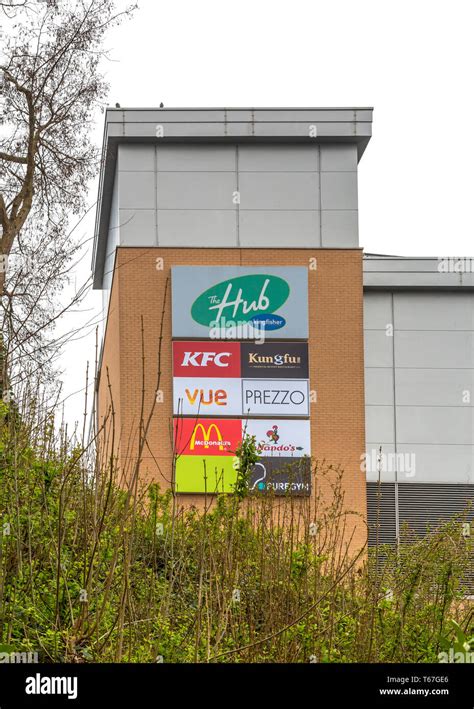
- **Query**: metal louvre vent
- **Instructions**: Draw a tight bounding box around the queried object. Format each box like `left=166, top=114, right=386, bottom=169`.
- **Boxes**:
left=398, top=483, right=474, bottom=536
left=367, top=482, right=474, bottom=591
left=366, top=482, right=397, bottom=546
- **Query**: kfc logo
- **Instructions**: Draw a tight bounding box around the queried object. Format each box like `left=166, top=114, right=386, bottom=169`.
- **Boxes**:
left=173, top=341, right=240, bottom=378
left=181, top=351, right=231, bottom=367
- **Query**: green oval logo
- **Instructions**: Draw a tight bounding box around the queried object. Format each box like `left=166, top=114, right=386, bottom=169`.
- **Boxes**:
left=191, top=274, right=290, bottom=327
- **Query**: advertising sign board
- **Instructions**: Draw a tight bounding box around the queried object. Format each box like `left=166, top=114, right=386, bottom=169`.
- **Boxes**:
left=173, top=378, right=242, bottom=416
left=242, top=379, right=309, bottom=416
left=243, top=418, right=311, bottom=456
left=240, top=342, right=309, bottom=378
left=249, top=457, right=311, bottom=496
left=171, top=266, right=308, bottom=339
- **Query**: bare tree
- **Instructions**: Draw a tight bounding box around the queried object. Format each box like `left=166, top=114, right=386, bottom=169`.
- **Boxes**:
left=0, top=0, right=135, bottom=393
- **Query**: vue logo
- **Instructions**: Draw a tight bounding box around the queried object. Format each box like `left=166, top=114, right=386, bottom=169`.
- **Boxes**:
left=191, top=274, right=290, bottom=330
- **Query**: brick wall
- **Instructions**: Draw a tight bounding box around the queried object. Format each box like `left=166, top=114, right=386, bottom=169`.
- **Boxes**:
left=98, top=247, right=367, bottom=550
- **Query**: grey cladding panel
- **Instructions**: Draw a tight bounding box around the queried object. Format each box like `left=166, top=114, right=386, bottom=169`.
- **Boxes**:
left=239, top=210, right=320, bottom=247
left=395, top=331, right=474, bottom=369
left=396, top=368, right=474, bottom=406
left=119, top=209, right=156, bottom=246
left=119, top=171, right=155, bottom=210
left=365, top=405, right=395, bottom=444
left=364, top=292, right=393, bottom=330
left=365, top=368, right=394, bottom=406
left=156, top=172, right=237, bottom=210
left=320, top=210, right=358, bottom=247
left=394, top=292, right=474, bottom=331
left=118, top=144, right=155, bottom=171
left=157, top=145, right=236, bottom=171
left=364, top=330, right=393, bottom=367
left=157, top=210, right=237, bottom=247
left=238, top=172, right=319, bottom=210
left=320, top=144, right=358, bottom=171
left=238, top=145, right=319, bottom=172
left=396, top=406, right=474, bottom=445
left=320, top=171, right=358, bottom=210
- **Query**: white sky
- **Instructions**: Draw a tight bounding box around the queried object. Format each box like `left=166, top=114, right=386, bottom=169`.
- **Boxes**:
left=57, top=0, right=474, bottom=430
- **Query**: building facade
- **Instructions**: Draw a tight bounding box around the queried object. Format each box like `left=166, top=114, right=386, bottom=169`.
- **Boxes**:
left=93, top=108, right=474, bottom=548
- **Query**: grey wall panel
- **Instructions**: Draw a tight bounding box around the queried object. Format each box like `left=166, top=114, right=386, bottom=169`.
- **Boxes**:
left=320, top=144, right=358, bottom=172
left=157, top=210, right=237, bottom=247
left=397, top=443, right=474, bottom=483
left=118, top=144, right=155, bottom=172
left=396, top=368, right=474, bottom=406
left=320, top=171, right=358, bottom=210
left=364, top=292, right=393, bottom=330
left=364, top=330, right=393, bottom=368
left=394, top=292, right=474, bottom=331
left=320, top=210, right=358, bottom=247
left=119, top=171, right=155, bottom=210
left=103, top=170, right=119, bottom=292
left=156, top=145, right=236, bottom=172
left=396, top=406, right=474, bottom=445
left=365, top=367, right=394, bottom=405
left=365, top=443, right=397, bottom=483
left=238, top=145, right=319, bottom=172
left=395, top=331, right=474, bottom=369
left=156, top=172, right=236, bottom=210
left=365, top=405, right=395, bottom=444
left=119, top=209, right=157, bottom=246
left=239, top=210, right=320, bottom=247
left=238, top=172, right=319, bottom=210
left=110, top=142, right=362, bottom=251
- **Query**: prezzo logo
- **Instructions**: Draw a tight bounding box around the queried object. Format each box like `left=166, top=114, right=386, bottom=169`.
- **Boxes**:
left=242, top=379, right=309, bottom=416
left=181, top=351, right=231, bottom=367
left=190, top=423, right=230, bottom=451
left=191, top=274, right=290, bottom=331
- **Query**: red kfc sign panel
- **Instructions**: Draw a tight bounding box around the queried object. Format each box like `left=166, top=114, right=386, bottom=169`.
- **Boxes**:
left=173, top=341, right=240, bottom=378
left=173, top=418, right=242, bottom=456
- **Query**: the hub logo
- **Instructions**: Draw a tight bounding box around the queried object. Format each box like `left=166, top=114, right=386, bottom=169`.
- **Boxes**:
left=191, top=274, right=289, bottom=330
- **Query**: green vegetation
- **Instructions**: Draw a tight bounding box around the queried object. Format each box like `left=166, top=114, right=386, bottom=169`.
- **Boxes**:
left=0, top=400, right=473, bottom=663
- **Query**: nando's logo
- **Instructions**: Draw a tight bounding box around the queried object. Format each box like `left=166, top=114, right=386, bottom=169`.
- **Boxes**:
left=256, top=424, right=304, bottom=454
